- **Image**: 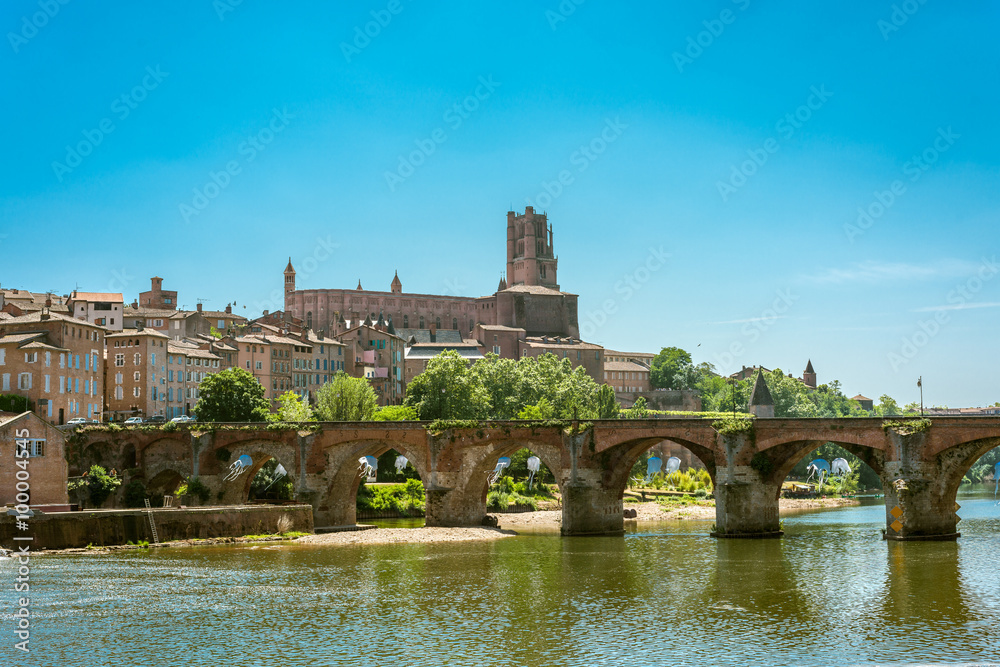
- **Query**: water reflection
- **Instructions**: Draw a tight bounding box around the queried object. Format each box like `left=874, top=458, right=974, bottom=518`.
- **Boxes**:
left=5, top=500, right=1000, bottom=666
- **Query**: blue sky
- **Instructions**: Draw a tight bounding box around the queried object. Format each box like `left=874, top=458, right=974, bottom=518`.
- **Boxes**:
left=1, top=1, right=997, bottom=407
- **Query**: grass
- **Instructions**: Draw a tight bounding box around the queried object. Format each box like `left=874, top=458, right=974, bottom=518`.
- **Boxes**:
left=655, top=494, right=714, bottom=509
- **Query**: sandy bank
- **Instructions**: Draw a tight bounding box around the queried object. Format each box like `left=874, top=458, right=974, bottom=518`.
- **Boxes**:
left=493, top=496, right=861, bottom=527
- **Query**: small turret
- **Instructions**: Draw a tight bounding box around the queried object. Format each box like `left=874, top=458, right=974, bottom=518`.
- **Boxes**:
left=803, top=359, right=816, bottom=388
left=748, top=370, right=775, bottom=418
left=391, top=271, right=402, bottom=294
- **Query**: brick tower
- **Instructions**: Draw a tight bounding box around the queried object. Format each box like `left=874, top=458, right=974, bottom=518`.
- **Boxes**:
left=506, top=206, right=558, bottom=289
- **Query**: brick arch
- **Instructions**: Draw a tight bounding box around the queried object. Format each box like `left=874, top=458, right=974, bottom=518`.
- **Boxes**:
left=141, top=437, right=193, bottom=483
left=762, top=439, right=887, bottom=488
left=600, top=436, right=720, bottom=495
left=936, top=436, right=1000, bottom=501
left=450, top=438, right=566, bottom=518
left=75, top=440, right=118, bottom=475
left=315, top=439, right=432, bottom=527
left=212, top=439, right=299, bottom=503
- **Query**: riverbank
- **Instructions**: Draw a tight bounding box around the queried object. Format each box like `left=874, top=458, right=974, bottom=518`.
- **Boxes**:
left=493, top=496, right=861, bottom=527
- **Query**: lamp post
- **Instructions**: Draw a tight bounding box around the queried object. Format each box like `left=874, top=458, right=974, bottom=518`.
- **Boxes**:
left=918, top=376, right=923, bottom=416
left=727, top=377, right=737, bottom=417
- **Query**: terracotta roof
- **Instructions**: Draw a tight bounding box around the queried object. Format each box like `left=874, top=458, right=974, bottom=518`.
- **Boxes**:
left=604, top=350, right=655, bottom=359
left=851, top=394, right=872, bottom=401
left=70, top=292, right=123, bottom=303
left=604, top=361, right=648, bottom=372
left=500, top=284, right=571, bottom=296
left=20, top=340, right=69, bottom=352
left=805, top=359, right=815, bottom=374
left=0, top=310, right=101, bottom=327
left=476, top=324, right=525, bottom=332
left=523, top=337, right=603, bottom=350
left=107, top=327, right=170, bottom=339
left=0, top=332, right=47, bottom=345
left=124, top=306, right=177, bottom=317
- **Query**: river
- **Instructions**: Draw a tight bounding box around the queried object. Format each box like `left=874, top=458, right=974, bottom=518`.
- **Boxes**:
left=4, top=495, right=999, bottom=666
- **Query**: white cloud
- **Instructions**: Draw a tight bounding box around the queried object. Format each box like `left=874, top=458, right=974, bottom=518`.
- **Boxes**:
left=805, top=259, right=978, bottom=284
left=912, top=301, right=1000, bottom=313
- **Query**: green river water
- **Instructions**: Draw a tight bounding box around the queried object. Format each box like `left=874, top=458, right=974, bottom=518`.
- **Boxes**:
left=3, top=495, right=999, bottom=666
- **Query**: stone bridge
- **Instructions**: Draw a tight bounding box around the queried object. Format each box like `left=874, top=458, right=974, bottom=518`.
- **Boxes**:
left=70, top=417, right=1000, bottom=540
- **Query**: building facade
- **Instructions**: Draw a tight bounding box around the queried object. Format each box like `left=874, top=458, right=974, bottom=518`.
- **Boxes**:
left=0, top=310, right=105, bottom=424
left=105, top=327, right=169, bottom=420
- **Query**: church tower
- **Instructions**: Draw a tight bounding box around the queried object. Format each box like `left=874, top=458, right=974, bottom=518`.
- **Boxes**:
left=803, top=359, right=816, bottom=389
left=284, top=258, right=296, bottom=305
left=505, top=206, right=558, bottom=289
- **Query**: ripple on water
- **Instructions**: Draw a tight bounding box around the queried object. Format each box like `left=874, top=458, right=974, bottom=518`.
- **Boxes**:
left=4, top=500, right=1000, bottom=666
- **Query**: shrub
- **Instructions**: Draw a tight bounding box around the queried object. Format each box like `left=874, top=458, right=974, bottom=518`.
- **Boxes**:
left=85, top=466, right=121, bottom=507
left=187, top=477, right=211, bottom=504
left=122, top=480, right=148, bottom=508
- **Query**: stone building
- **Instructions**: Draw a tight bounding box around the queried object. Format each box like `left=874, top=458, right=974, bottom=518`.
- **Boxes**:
left=67, top=291, right=124, bottom=331
left=0, top=310, right=106, bottom=424
left=105, top=326, right=170, bottom=420
left=0, top=411, right=69, bottom=508
left=165, top=340, right=221, bottom=418
left=282, top=206, right=595, bottom=382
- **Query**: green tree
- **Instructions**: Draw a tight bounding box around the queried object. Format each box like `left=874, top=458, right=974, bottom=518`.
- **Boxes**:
left=650, top=347, right=694, bottom=390
left=249, top=459, right=293, bottom=500
left=874, top=394, right=901, bottom=417
left=270, top=390, right=315, bottom=422
left=404, top=350, right=487, bottom=420
left=194, top=367, right=270, bottom=422
left=315, top=372, right=378, bottom=421
left=595, top=384, right=621, bottom=419
left=85, top=465, right=121, bottom=507
left=517, top=398, right=555, bottom=420
left=622, top=396, right=649, bottom=419
left=373, top=404, right=418, bottom=421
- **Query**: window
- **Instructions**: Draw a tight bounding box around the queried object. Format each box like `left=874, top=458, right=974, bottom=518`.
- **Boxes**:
left=27, top=439, right=45, bottom=457
left=18, top=373, right=31, bottom=390
left=452, top=318, right=458, bottom=330
left=435, top=317, right=441, bottom=329
left=154, top=319, right=163, bottom=327
left=134, top=387, right=141, bottom=398
left=419, top=316, right=424, bottom=328
left=25, top=352, right=37, bottom=363
left=256, top=361, right=262, bottom=370
left=403, top=315, right=408, bottom=328
left=44, top=351, right=51, bottom=367
left=0, top=349, right=4, bottom=365
left=1, top=373, right=8, bottom=391
left=133, top=353, right=141, bottom=365
left=115, top=386, right=123, bottom=400
left=134, top=371, right=141, bottom=381
left=493, top=346, right=501, bottom=354
left=217, top=320, right=225, bottom=329
left=115, top=373, right=123, bottom=384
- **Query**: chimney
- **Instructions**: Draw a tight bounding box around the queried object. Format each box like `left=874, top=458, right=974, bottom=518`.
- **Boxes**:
left=318, top=329, right=325, bottom=340
left=137, top=321, right=144, bottom=332
left=225, top=303, right=232, bottom=314
left=263, top=309, right=269, bottom=316
left=132, top=299, right=138, bottom=308
left=40, top=308, right=50, bottom=321
left=196, top=303, right=203, bottom=312
left=45, top=294, right=52, bottom=307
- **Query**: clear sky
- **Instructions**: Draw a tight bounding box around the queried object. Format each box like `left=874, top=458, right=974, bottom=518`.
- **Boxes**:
left=1, top=1, right=997, bottom=407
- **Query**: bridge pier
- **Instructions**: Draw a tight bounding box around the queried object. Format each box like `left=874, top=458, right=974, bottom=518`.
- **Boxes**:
left=712, top=432, right=782, bottom=538
left=560, top=478, right=624, bottom=536
left=712, top=469, right=782, bottom=538
left=423, top=473, right=486, bottom=527
left=881, top=461, right=960, bottom=540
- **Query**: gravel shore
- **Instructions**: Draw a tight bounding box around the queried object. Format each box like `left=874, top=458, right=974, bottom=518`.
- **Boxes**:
left=493, top=496, right=861, bottom=528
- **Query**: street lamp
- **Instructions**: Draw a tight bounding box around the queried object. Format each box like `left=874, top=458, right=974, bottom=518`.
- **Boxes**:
left=918, top=376, right=923, bottom=416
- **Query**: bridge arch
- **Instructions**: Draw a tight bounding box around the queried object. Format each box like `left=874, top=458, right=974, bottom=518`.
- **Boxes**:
left=315, top=438, right=431, bottom=527
left=212, top=438, right=299, bottom=505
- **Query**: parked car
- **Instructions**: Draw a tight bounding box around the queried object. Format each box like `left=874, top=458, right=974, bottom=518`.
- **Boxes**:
left=170, top=415, right=195, bottom=423
left=123, top=417, right=144, bottom=425
left=147, top=415, right=166, bottom=423
left=66, top=418, right=88, bottom=426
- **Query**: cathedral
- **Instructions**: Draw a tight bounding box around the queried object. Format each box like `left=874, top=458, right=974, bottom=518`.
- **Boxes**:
left=283, top=206, right=581, bottom=341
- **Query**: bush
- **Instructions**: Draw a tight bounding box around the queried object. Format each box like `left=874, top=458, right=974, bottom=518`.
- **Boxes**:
left=357, top=480, right=426, bottom=515
left=85, top=465, right=121, bottom=507
left=122, top=480, right=148, bottom=508
left=187, top=477, right=211, bottom=504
